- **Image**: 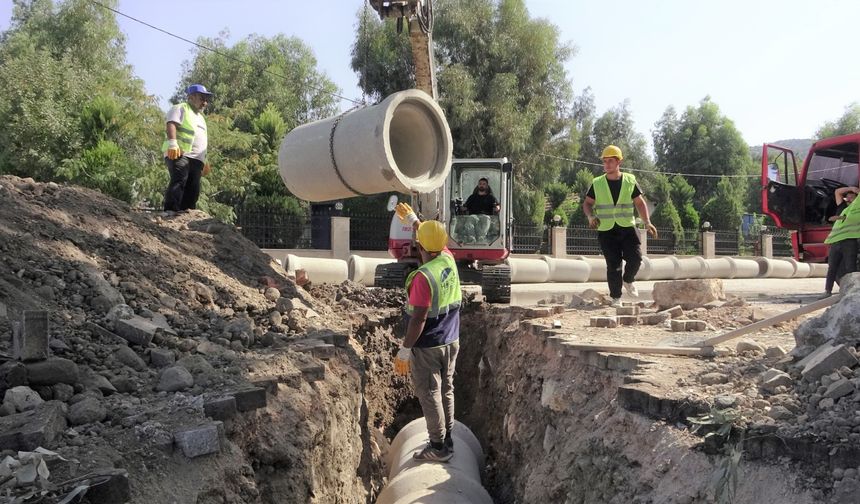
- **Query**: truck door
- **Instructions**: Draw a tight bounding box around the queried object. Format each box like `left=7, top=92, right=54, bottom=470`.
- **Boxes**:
left=761, top=144, right=802, bottom=228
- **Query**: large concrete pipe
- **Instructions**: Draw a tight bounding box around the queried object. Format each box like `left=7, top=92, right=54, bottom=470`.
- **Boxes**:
left=377, top=418, right=492, bottom=504
left=541, top=257, right=591, bottom=283
left=644, top=256, right=681, bottom=281
left=701, top=258, right=735, bottom=279
left=348, top=255, right=396, bottom=286
left=725, top=257, right=760, bottom=279
left=676, top=256, right=709, bottom=279
left=284, top=254, right=348, bottom=284
left=634, top=256, right=652, bottom=281
left=755, top=257, right=796, bottom=279
left=787, top=258, right=813, bottom=278
left=508, top=257, right=550, bottom=283
left=573, top=256, right=607, bottom=282
left=809, top=263, right=829, bottom=278
left=278, top=90, right=453, bottom=202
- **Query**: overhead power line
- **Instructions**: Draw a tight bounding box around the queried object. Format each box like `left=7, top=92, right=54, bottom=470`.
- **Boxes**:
left=537, top=153, right=760, bottom=179
left=85, top=0, right=365, bottom=106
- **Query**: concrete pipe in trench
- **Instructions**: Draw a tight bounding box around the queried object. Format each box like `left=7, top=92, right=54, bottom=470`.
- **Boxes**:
left=284, top=254, right=348, bottom=284
left=376, top=418, right=492, bottom=504
left=278, top=90, right=453, bottom=202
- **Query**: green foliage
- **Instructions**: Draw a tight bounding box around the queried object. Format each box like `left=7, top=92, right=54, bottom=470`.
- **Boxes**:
left=252, top=103, right=288, bottom=150
left=688, top=406, right=745, bottom=504
left=580, top=99, right=654, bottom=174
left=680, top=202, right=700, bottom=231
left=701, top=177, right=744, bottom=230
left=651, top=200, right=683, bottom=239
left=552, top=198, right=578, bottom=227
left=670, top=175, right=695, bottom=207
left=544, top=182, right=570, bottom=209
left=350, top=7, right=414, bottom=102
left=653, top=98, right=753, bottom=208
left=56, top=139, right=134, bottom=201
left=815, top=103, right=860, bottom=140
left=513, top=184, right=546, bottom=227
left=650, top=173, right=672, bottom=204
left=570, top=168, right=595, bottom=200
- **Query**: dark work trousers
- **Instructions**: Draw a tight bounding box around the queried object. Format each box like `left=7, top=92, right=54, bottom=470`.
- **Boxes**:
left=597, top=225, right=642, bottom=299
left=163, top=156, right=204, bottom=211
left=825, top=239, right=858, bottom=292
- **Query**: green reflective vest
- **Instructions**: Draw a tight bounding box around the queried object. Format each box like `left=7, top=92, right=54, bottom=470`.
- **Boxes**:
left=161, top=102, right=199, bottom=156
left=592, top=173, right=636, bottom=231
left=405, top=252, right=462, bottom=319
left=825, top=199, right=860, bottom=244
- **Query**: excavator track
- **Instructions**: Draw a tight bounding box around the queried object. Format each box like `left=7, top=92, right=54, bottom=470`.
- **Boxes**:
left=481, top=264, right=511, bottom=304
left=374, top=262, right=414, bottom=290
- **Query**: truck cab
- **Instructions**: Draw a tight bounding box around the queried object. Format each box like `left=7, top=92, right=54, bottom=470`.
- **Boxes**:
left=762, top=133, right=860, bottom=262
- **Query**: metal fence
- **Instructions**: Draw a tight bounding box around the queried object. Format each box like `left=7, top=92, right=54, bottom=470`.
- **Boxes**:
left=512, top=224, right=549, bottom=254
left=646, top=227, right=701, bottom=255
left=769, top=228, right=794, bottom=257
left=349, top=212, right=392, bottom=251
left=566, top=224, right=601, bottom=255
left=713, top=229, right=740, bottom=256
left=235, top=206, right=312, bottom=249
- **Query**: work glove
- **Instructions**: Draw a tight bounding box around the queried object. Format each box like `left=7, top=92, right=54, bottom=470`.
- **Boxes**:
left=395, top=202, right=419, bottom=226
left=645, top=222, right=658, bottom=238
left=166, top=139, right=182, bottom=160
left=587, top=216, right=600, bottom=230
left=202, top=163, right=212, bottom=176
left=394, top=345, right=412, bottom=376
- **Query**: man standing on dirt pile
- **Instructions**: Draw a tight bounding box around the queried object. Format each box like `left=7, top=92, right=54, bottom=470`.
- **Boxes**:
left=162, top=84, right=213, bottom=212
left=582, top=145, right=658, bottom=307
left=821, top=185, right=860, bottom=298
left=393, top=203, right=461, bottom=463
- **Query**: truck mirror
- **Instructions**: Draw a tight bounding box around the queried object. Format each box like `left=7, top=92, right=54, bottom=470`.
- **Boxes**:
left=386, top=194, right=399, bottom=211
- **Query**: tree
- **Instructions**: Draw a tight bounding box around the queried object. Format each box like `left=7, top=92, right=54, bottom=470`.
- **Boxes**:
left=652, top=97, right=753, bottom=209
left=580, top=100, right=654, bottom=175
left=670, top=175, right=699, bottom=230
left=701, top=177, right=744, bottom=231
left=815, top=103, right=860, bottom=140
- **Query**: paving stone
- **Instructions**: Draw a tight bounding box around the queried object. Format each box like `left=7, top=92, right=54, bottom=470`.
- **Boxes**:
left=670, top=320, right=688, bottom=332
left=114, top=317, right=163, bottom=346
left=824, top=379, right=855, bottom=400
left=802, top=344, right=859, bottom=381
left=251, top=378, right=278, bottom=395
left=299, top=363, right=325, bottom=383
left=616, top=306, right=640, bottom=316
left=311, top=344, right=337, bottom=360
left=525, top=307, right=553, bottom=318
left=13, top=311, right=49, bottom=362
left=640, top=312, right=670, bottom=325
left=590, top=316, right=617, bottom=328
left=659, top=306, right=684, bottom=318
left=174, top=422, right=222, bottom=458
left=149, top=348, right=175, bottom=368
left=204, top=396, right=237, bottom=421
left=25, top=358, right=79, bottom=386
left=233, top=387, right=267, bottom=412
left=617, top=315, right=638, bottom=326
left=0, top=401, right=67, bottom=451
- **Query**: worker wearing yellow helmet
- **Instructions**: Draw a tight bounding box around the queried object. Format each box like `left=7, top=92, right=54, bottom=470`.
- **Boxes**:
left=582, top=145, right=658, bottom=306
left=392, top=203, right=461, bottom=463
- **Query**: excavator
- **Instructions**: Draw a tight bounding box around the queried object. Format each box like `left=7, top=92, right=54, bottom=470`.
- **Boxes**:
left=367, top=0, right=513, bottom=303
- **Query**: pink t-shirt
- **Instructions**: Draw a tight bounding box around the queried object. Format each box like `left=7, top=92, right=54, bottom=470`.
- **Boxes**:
left=408, top=249, right=453, bottom=308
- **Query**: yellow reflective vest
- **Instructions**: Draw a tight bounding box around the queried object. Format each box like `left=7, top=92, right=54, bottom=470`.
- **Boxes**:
left=592, top=173, right=636, bottom=231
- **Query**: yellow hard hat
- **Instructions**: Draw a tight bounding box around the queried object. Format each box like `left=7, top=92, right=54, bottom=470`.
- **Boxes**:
left=416, top=220, right=448, bottom=252
left=601, top=145, right=623, bottom=161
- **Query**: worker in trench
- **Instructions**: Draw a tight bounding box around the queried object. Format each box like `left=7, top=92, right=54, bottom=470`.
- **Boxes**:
left=821, top=186, right=860, bottom=298
left=393, top=203, right=461, bottom=462
left=582, top=145, right=658, bottom=307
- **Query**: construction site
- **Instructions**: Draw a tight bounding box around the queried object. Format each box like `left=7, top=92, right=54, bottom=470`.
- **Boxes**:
left=1, top=172, right=859, bottom=503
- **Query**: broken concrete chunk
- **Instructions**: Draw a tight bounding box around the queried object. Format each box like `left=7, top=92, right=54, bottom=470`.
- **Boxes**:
left=736, top=339, right=766, bottom=354
left=13, top=311, right=49, bottom=362
left=149, top=348, right=175, bottom=368
left=0, top=401, right=67, bottom=451
left=824, top=379, right=855, bottom=400
left=3, top=386, right=44, bottom=412
left=26, top=358, right=79, bottom=386
left=174, top=422, right=222, bottom=458
left=114, top=345, right=146, bottom=371
left=765, top=346, right=787, bottom=358
left=801, top=344, right=859, bottom=381
left=658, top=306, right=684, bottom=318
left=760, top=369, right=793, bottom=392
left=114, top=317, right=162, bottom=346
left=157, top=367, right=194, bottom=392
left=700, top=372, right=729, bottom=385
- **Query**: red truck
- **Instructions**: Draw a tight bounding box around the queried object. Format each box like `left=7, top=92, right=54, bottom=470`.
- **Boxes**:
left=762, top=132, right=860, bottom=262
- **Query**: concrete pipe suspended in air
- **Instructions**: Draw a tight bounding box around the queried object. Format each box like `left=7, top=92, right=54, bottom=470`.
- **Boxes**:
left=376, top=418, right=492, bottom=504
left=278, top=90, right=453, bottom=202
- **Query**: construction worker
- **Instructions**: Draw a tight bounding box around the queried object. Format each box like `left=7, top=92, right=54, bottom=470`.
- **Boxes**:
left=821, top=186, right=860, bottom=298
left=393, top=203, right=460, bottom=462
left=582, top=145, right=658, bottom=306
left=162, top=84, right=213, bottom=212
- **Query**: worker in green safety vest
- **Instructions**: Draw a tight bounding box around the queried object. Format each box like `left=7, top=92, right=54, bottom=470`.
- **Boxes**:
left=821, top=186, right=860, bottom=298
left=162, top=84, right=213, bottom=212
left=582, top=145, right=658, bottom=306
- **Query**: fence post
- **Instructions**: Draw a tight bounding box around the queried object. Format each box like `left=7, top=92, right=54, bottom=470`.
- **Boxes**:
left=551, top=226, right=567, bottom=258
left=331, top=216, right=350, bottom=260
left=637, top=228, right=648, bottom=258
left=761, top=233, right=773, bottom=258
left=702, top=231, right=716, bottom=258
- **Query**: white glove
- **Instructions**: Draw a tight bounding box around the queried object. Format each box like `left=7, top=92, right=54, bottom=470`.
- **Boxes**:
left=397, top=346, right=413, bottom=361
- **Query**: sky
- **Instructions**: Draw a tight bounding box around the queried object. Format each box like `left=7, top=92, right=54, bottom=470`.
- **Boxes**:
left=2, top=0, right=858, bottom=147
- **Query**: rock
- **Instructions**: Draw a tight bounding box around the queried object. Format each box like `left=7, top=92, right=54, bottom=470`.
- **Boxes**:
left=768, top=405, right=794, bottom=421
left=12, top=310, right=49, bottom=362
left=818, top=397, right=835, bottom=409
left=81, top=372, right=117, bottom=395
left=157, top=367, right=194, bottom=392
left=700, top=372, right=729, bottom=385
left=149, top=348, right=175, bottom=368
left=82, top=266, right=126, bottom=313
left=264, top=287, right=280, bottom=302
left=714, top=395, right=737, bottom=409
left=67, top=397, right=107, bottom=425
left=110, top=376, right=135, bottom=394
left=52, top=383, right=74, bottom=402
left=824, top=379, right=855, bottom=400
left=652, top=279, right=724, bottom=310
left=796, top=274, right=860, bottom=348
left=174, top=422, right=222, bottom=458
left=0, top=401, right=67, bottom=451
left=192, top=282, right=214, bottom=304
left=106, top=304, right=134, bottom=323
left=801, top=344, right=859, bottom=381
left=113, top=346, right=146, bottom=371
left=765, top=346, right=787, bottom=358
left=0, top=361, right=28, bottom=388
left=26, top=358, right=79, bottom=386
left=114, top=317, right=162, bottom=346
left=736, top=339, right=765, bottom=354
left=3, top=386, right=44, bottom=412
left=761, top=369, right=793, bottom=392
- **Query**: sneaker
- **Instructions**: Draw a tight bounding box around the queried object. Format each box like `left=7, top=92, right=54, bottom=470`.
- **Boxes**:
left=413, top=443, right=453, bottom=462
left=623, top=282, right=639, bottom=297
left=444, top=434, right=454, bottom=452
left=610, top=297, right=623, bottom=308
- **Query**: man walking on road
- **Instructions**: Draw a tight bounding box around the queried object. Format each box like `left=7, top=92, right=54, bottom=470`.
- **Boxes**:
left=582, top=145, right=657, bottom=306
left=393, top=203, right=461, bottom=462
left=162, top=84, right=213, bottom=212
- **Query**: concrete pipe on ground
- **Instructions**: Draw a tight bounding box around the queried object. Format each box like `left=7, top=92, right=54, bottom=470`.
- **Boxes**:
left=755, top=258, right=796, bottom=279
left=725, top=257, right=760, bottom=279
left=572, top=256, right=607, bottom=282
left=809, top=263, right=829, bottom=278
left=643, top=256, right=681, bottom=281
left=279, top=90, right=453, bottom=202
left=702, top=258, right=735, bottom=279
left=541, top=257, right=591, bottom=283
left=284, top=254, right=348, bottom=284
left=377, top=418, right=492, bottom=504
left=508, top=257, right=550, bottom=284
left=675, top=256, right=709, bottom=279
left=348, top=255, right=396, bottom=286
left=634, top=256, right=652, bottom=281
left=787, top=258, right=813, bottom=278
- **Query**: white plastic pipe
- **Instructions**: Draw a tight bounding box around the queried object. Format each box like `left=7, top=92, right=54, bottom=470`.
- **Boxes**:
left=348, top=255, right=396, bottom=286
left=377, top=418, right=492, bottom=504
left=508, top=257, right=550, bottom=283
left=541, top=257, right=591, bottom=283
left=284, top=254, right=348, bottom=284
left=278, top=90, right=453, bottom=202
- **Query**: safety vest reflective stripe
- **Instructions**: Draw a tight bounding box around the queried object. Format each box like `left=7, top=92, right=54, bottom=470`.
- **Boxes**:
left=161, top=102, right=198, bottom=155
left=592, top=173, right=636, bottom=231
left=405, top=253, right=462, bottom=318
